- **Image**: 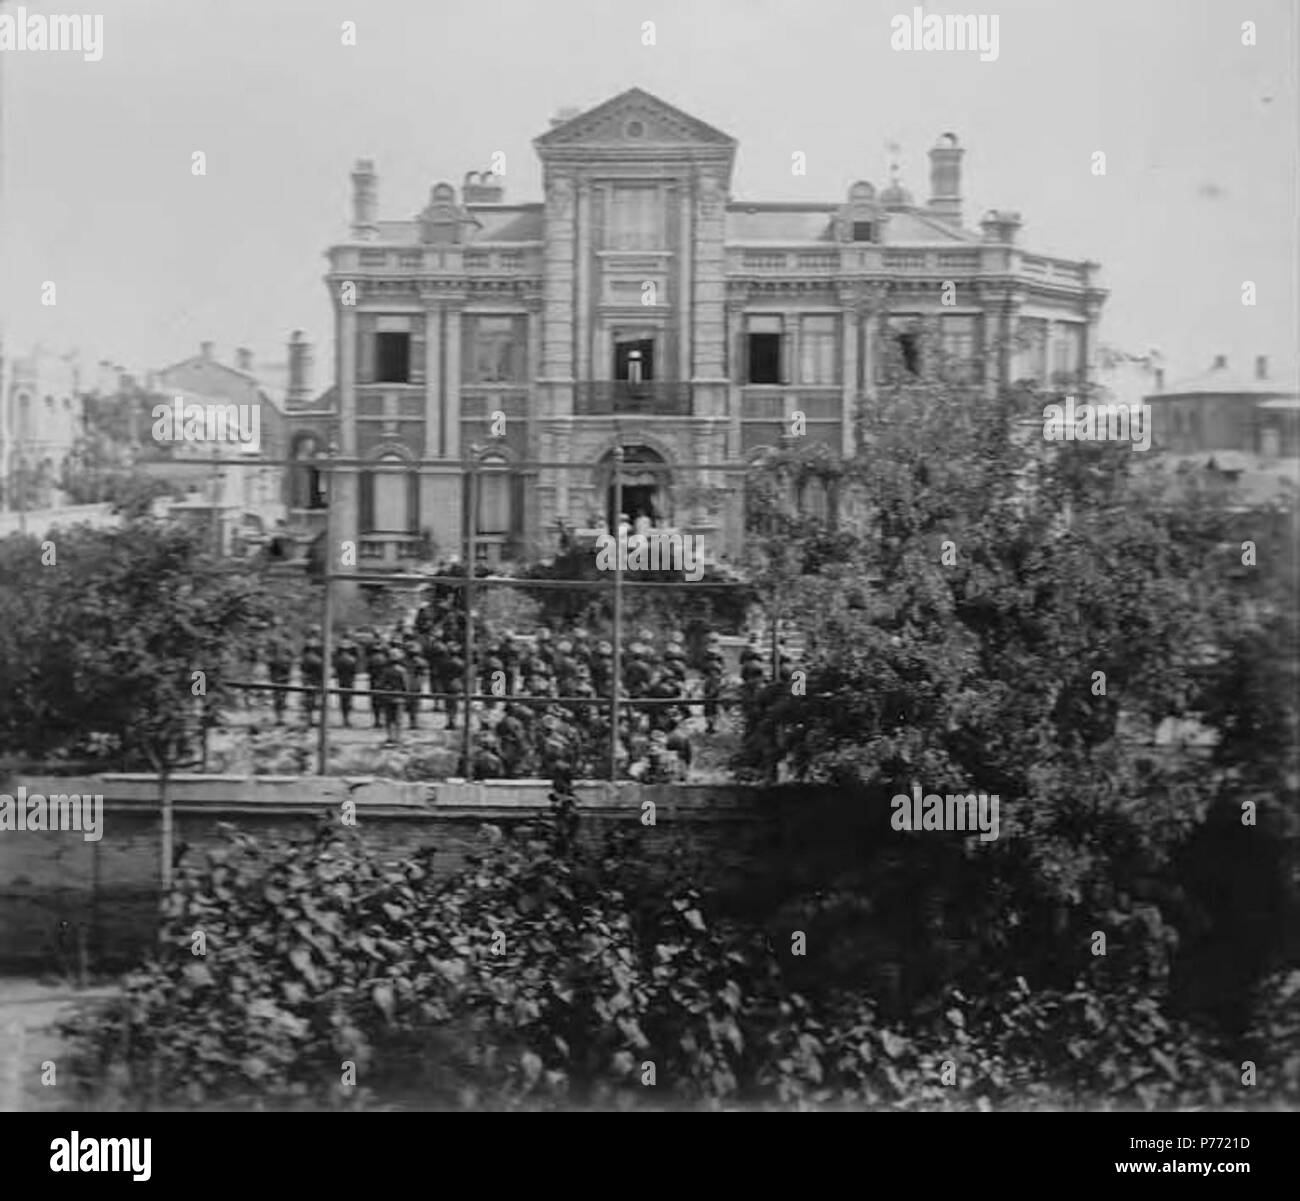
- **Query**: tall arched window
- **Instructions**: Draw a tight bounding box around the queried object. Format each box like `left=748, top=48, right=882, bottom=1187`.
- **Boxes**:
left=477, top=454, right=511, bottom=536
left=361, top=451, right=418, bottom=533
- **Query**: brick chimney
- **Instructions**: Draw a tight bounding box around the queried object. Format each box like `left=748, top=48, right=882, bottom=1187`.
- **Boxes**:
left=1154, top=367, right=1164, bottom=393
left=1255, top=355, right=1268, bottom=381
left=927, top=132, right=964, bottom=227
left=462, top=169, right=505, bottom=204
left=236, top=347, right=253, bottom=373
left=350, top=159, right=378, bottom=240
left=1212, top=354, right=1227, bottom=370
left=287, top=330, right=315, bottom=409
left=200, top=341, right=214, bottom=361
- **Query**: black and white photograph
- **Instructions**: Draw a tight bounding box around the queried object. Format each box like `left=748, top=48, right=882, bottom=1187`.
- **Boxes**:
left=0, top=0, right=1295, bottom=1168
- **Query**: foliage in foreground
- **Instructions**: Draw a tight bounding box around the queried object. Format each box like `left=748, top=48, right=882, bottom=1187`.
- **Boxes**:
left=62, top=791, right=1298, bottom=1111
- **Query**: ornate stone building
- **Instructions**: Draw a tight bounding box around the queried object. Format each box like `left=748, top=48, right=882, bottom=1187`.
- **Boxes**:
left=306, top=87, right=1106, bottom=567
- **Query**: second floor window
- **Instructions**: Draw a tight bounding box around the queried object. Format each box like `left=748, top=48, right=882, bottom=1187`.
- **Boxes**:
left=376, top=333, right=411, bottom=383
left=470, top=316, right=521, bottom=382
left=609, top=185, right=662, bottom=250
left=800, top=316, right=839, bottom=385
left=746, top=315, right=785, bottom=385
left=941, top=315, right=978, bottom=383
left=1022, top=319, right=1049, bottom=382
left=359, top=315, right=423, bottom=385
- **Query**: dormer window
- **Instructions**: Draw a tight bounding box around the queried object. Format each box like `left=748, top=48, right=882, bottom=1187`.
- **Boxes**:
left=852, top=221, right=875, bottom=243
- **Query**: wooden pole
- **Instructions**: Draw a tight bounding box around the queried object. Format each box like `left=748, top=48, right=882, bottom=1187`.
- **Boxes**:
left=609, top=448, right=624, bottom=782
left=317, top=449, right=334, bottom=775
left=462, top=452, right=478, bottom=779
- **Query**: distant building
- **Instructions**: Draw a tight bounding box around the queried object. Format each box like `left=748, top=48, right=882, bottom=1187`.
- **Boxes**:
left=1145, top=354, right=1300, bottom=459
left=1094, top=344, right=1164, bottom=410
left=0, top=347, right=85, bottom=510
left=152, top=342, right=293, bottom=555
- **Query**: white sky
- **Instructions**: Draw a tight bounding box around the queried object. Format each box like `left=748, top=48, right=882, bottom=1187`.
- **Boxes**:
left=1, top=0, right=1296, bottom=384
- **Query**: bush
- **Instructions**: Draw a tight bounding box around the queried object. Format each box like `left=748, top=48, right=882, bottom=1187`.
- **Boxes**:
left=62, top=788, right=1295, bottom=1111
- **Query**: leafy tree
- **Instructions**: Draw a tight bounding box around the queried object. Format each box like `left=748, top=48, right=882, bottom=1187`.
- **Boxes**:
left=0, top=519, right=280, bottom=880
left=735, top=370, right=1298, bottom=1014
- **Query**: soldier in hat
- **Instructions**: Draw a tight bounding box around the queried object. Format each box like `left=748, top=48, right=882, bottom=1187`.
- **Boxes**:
left=301, top=628, right=325, bottom=729
left=444, top=640, right=466, bottom=730
left=702, top=633, right=726, bottom=734
left=265, top=628, right=293, bottom=727
left=373, top=647, right=407, bottom=745
left=333, top=632, right=359, bottom=728
left=403, top=636, right=428, bottom=729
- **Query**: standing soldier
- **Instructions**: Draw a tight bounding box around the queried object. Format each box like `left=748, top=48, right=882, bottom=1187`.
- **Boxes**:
left=740, top=634, right=766, bottom=699
left=333, top=633, right=359, bottom=728
left=403, top=636, right=428, bottom=730
left=266, top=630, right=293, bottom=727
left=703, top=633, right=726, bottom=734
left=301, top=628, right=325, bottom=729
left=373, top=648, right=406, bottom=746
left=444, top=639, right=466, bottom=731
left=367, top=645, right=388, bottom=735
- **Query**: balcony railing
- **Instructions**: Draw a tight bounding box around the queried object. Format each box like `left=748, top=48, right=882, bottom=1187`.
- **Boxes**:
left=574, top=381, right=693, bottom=416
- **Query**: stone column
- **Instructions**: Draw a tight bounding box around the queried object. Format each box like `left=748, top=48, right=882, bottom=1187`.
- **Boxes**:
left=423, top=303, right=442, bottom=458
left=692, top=170, right=728, bottom=418
left=339, top=306, right=357, bottom=456
left=978, top=298, right=997, bottom=399
left=679, top=181, right=693, bottom=382
left=841, top=300, right=859, bottom=457
left=726, top=299, right=745, bottom=457
left=445, top=305, right=462, bottom=458
left=999, top=290, right=1021, bottom=391
left=334, top=304, right=360, bottom=583
left=542, top=173, right=576, bottom=410
left=576, top=179, right=591, bottom=383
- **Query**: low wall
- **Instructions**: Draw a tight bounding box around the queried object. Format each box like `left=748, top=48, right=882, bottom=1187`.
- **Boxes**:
left=0, top=503, right=120, bottom=539
left=0, top=774, right=767, bottom=972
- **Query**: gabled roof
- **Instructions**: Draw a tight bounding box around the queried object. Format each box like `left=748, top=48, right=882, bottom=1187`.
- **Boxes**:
left=155, top=355, right=284, bottom=414
left=534, top=87, right=736, bottom=150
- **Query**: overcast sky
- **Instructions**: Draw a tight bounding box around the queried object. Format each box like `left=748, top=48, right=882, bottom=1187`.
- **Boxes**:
left=1, top=0, right=1295, bottom=385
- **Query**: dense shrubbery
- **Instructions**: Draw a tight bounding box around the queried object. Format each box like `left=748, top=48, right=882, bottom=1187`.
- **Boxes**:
left=62, top=787, right=1298, bottom=1111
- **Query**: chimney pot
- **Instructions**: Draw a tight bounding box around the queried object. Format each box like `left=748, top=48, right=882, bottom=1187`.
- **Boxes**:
left=200, top=341, right=214, bottom=361
left=236, top=347, right=253, bottom=373
left=1255, top=355, right=1268, bottom=380
left=1154, top=368, right=1165, bottom=392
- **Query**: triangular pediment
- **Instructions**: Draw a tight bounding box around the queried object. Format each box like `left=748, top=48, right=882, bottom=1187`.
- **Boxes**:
left=535, top=88, right=736, bottom=149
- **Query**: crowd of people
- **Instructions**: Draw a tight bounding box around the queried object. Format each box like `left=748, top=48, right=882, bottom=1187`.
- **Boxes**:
left=253, top=590, right=796, bottom=781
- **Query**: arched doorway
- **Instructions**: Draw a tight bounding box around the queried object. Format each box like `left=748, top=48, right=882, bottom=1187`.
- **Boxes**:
left=600, top=445, right=671, bottom=530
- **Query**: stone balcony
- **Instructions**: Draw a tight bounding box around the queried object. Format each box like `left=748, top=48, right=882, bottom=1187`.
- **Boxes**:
left=573, top=381, right=693, bottom=417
